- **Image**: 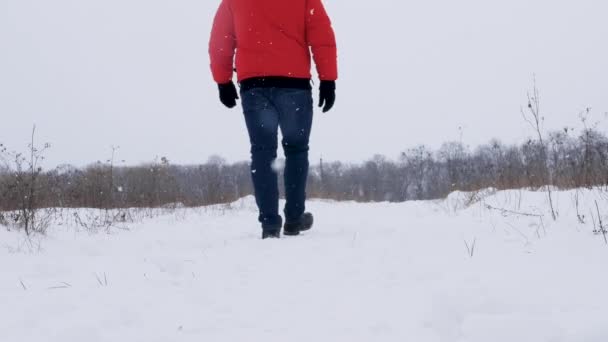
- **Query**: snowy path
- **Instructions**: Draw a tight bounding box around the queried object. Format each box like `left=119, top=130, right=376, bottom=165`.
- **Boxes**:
left=1, top=191, right=607, bottom=342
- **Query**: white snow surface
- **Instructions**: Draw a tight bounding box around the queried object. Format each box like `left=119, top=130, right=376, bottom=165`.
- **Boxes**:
left=1, top=189, right=608, bottom=341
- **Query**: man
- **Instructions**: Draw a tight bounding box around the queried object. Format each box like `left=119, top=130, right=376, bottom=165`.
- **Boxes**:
left=209, top=0, right=338, bottom=239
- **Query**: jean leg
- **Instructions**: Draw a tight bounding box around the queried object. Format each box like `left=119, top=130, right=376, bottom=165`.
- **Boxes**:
left=240, top=88, right=282, bottom=229
left=274, top=88, right=314, bottom=223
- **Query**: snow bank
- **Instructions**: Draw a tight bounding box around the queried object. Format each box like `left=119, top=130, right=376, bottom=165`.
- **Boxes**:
left=1, top=189, right=607, bottom=341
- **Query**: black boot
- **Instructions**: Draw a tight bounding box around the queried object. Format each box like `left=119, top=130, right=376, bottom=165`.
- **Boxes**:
left=261, top=215, right=282, bottom=239
left=262, top=229, right=281, bottom=239
left=283, top=212, right=314, bottom=236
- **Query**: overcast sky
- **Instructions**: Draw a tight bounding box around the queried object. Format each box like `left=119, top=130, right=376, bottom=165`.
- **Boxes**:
left=1, top=0, right=607, bottom=168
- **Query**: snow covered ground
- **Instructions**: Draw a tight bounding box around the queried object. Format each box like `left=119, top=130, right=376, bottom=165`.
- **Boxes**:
left=1, top=189, right=607, bottom=342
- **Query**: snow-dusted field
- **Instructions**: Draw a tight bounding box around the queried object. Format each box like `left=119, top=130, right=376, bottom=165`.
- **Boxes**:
left=1, top=189, right=607, bottom=342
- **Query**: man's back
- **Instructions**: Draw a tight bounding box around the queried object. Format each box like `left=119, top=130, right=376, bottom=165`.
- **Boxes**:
left=209, top=0, right=337, bottom=83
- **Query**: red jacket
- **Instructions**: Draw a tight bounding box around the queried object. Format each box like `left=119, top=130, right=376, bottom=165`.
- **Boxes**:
left=209, top=0, right=338, bottom=83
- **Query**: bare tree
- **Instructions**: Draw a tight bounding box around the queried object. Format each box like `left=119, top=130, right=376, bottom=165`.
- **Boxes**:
left=2, top=124, right=607, bottom=214
left=0, top=126, right=51, bottom=234
left=521, top=76, right=557, bottom=220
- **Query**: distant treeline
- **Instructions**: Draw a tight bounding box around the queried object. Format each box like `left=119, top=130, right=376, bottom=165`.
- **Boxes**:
left=1, top=128, right=607, bottom=211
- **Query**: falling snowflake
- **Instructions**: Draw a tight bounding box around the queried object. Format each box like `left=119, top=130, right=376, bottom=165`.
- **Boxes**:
left=271, top=159, right=285, bottom=173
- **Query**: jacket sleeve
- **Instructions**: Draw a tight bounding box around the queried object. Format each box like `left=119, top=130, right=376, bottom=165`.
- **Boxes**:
left=306, top=0, right=338, bottom=81
left=209, top=0, right=236, bottom=84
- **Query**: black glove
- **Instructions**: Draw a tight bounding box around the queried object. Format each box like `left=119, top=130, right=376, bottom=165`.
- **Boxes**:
left=218, top=81, right=239, bottom=108
left=318, top=80, right=336, bottom=113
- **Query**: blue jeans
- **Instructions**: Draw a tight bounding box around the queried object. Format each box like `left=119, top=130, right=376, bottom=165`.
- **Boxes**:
left=240, top=87, right=313, bottom=230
